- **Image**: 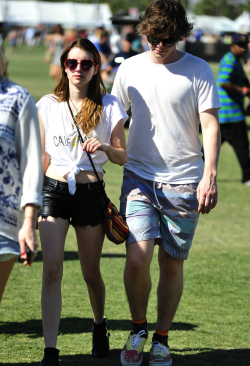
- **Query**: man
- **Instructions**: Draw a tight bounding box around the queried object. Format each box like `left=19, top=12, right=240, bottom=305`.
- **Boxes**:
left=111, top=1, right=221, bottom=365
left=109, top=33, right=137, bottom=73
left=217, top=33, right=250, bottom=185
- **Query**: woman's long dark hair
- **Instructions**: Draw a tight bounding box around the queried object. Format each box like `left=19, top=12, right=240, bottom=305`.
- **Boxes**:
left=54, top=38, right=107, bottom=136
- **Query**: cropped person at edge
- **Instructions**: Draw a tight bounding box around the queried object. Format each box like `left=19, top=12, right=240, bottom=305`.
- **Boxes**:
left=0, top=48, right=43, bottom=303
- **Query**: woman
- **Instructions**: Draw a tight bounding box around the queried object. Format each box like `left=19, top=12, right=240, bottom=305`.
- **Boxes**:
left=0, top=48, right=43, bottom=302
left=37, top=38, right=128, bottom=366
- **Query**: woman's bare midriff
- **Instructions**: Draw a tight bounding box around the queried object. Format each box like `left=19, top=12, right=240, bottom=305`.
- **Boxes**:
left=45, top=164, right=103, bottom=183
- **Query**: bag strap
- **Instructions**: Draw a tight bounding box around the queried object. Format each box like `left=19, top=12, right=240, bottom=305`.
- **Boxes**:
left=66, top=99, right=109, bottom=205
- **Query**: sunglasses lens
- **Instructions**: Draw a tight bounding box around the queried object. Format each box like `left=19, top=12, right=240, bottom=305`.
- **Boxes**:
left=81, top=60, right=93, bottom=70
left=163, top=39, right=176, bottom=46
left=66, top=59, right=77, bottom=70
left=147, top=36, right=158, bottom=45
left=147, top=36, right=176, bottom=47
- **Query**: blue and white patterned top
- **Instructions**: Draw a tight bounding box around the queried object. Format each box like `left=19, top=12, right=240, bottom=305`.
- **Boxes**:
left=0, top=77, right=43, bottom=245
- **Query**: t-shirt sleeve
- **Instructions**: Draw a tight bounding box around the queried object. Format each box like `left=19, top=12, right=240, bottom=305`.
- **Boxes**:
left=108, top=95, right=128, bottom=132
left=197, top=67, right=221, bottom=113
left=36, top=96, right=49, bottom=132
left=111, top=62, right=131, bottom=111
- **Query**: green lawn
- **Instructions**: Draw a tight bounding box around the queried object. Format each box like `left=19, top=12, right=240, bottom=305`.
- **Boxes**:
left=0, top=45, right=250, bottom=366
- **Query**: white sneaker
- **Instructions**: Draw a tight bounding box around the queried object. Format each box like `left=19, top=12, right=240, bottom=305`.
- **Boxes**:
left=244, top=179, right=250, bottom=186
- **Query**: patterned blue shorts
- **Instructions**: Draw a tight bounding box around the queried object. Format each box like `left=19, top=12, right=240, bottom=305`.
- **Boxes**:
left=120, top=169, right=200, bottom=260
left=0, top=234, right=20, bottom=262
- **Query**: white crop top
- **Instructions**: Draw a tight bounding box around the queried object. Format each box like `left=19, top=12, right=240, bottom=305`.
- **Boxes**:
left=36, top=94, right=128, bottom=194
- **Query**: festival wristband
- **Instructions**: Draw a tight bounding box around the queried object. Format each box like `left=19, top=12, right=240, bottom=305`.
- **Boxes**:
left=242, top=87, right=249, bottom=95
left=24, top=216, right=38, bottom=222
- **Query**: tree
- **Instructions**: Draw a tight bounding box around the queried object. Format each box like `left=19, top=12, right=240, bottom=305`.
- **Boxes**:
left=181, top=0, right=189, bottom=9
left=194, top=0, right=244, bottom=19
left=242, top=0, right=250, bottom=12
left=194, top=0, right=216, bottom=16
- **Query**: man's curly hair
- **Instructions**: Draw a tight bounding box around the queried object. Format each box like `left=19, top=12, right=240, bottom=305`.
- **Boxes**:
left=137, top=0, right=193, bottom=42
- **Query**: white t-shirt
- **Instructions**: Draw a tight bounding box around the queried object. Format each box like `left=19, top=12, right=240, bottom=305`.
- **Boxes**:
left=36, top=94, right=128, bottom=194
left=112, top=52, right=221, bottom=184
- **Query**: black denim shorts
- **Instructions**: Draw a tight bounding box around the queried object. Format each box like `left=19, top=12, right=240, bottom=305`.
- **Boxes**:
left=38, top=176, right=106, bottom=227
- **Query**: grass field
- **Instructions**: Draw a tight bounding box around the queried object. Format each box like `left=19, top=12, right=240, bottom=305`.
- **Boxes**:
left=0, top=45, right=250, bottom=366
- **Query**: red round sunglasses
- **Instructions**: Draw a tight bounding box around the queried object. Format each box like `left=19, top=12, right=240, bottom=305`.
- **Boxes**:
left=64, top=59, right=95, bottom=71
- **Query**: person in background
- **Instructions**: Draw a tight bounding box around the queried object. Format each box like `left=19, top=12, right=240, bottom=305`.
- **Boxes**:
left=45, top=24, right=66, bottom=85
left=0, top=48, right=43, bottom=303
left=109, top=33, right=137, bottom=73
left=102, top=33, right=137, bottom=93
left=110, top=28, right=121, bottom=54
left=94, top=31, right=112, bottom=70
left=6, top=28, right=18, bottom=53
left=217, top=33, right=250, bottom=185
left=112, top=0, right=221, bottom=365
left=0, top=23, right=7, bottom=77
left=88, top=23, right=105, bottom=44
left=24, top=26, right=36, bottom=47
left=37, top=38, right=127, bottom=366
left=141, top=34, right=150, bottom=52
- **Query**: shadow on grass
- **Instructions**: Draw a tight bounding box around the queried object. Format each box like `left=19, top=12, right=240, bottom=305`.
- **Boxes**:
left=0, top=317, right=197, bottom=338
left=1, top=348, right=250, bottom=365
left=171, top=348, right=250, bottom=366
left=18, top=251, right=126, bottom=263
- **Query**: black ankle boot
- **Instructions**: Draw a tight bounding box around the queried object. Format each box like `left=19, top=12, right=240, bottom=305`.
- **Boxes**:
left=92, top=317, right=110, bottom=358
left=40, top=348, right=60, bottom=366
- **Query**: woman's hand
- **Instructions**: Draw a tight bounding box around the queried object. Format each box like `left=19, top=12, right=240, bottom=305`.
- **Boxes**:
left=19, top=220, right=38, bottom=266
left=19, top=204, right=39, bottom=266
left=82, top=137, right=110, bottom=154
left=82, top=120, right=127, bottom=166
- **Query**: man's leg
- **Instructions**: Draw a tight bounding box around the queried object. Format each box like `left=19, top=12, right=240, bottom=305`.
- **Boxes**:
left=147, top=253, right=184, bottom=366
left=119, top=169, right=162, bottom=366
left=124, top=239, right=155, bottom=321
left=220, top=121, right=250, bottom=183
left=121, top=240, right=155, bottom=366
left=146, top=250, right=183, bottom=366
left=157, top=248, right=184, bottom=331
left=149, top=182, right=199, bottom=366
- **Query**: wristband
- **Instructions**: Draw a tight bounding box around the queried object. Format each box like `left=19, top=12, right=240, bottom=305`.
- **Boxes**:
left=24, top=216, right=38, bottom=222
left=242, top=87, right=249, bottom=95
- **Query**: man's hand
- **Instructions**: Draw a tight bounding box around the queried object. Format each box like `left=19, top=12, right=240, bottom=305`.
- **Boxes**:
left=197, top=172, right=218, bottom=214
left=199, top=108, right=220, bottom=214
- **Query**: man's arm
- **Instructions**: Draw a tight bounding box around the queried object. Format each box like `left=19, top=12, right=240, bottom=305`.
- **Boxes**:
left=111, top=63, right=131, bottom=111
left=218, top=56, right=250, bottom=96
left=198, top=108, right=221, bottom=214
left=219, top=82, right=250, bottom=97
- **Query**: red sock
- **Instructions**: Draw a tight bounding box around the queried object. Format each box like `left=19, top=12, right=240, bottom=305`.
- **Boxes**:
left=132, top=318, right=147, bottom=324
left=155, top=329, right=168, bottom=337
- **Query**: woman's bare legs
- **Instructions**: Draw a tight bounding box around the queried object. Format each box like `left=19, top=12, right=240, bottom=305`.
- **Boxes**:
left=0, top=257, right=16, bottom=303
left=39, top=217, right=69, bottom=347
left=75, top=223, right=105, bottom=324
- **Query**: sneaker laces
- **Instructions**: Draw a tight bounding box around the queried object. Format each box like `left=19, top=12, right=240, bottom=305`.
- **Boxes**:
left=130, top=330, right=147, bottom=350
left=152, top=341, right=170, bottom=356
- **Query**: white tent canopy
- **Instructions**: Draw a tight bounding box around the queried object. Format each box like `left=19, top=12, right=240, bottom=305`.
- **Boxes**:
left=235, top=11, right=250, bottom=33
left=192, top=15, right=239, bottom=33
left=0, top=1, right=113, bottom=29
left=0, top=1, right=5, bottom=22
left=187, top=12, right=240, bottom=34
